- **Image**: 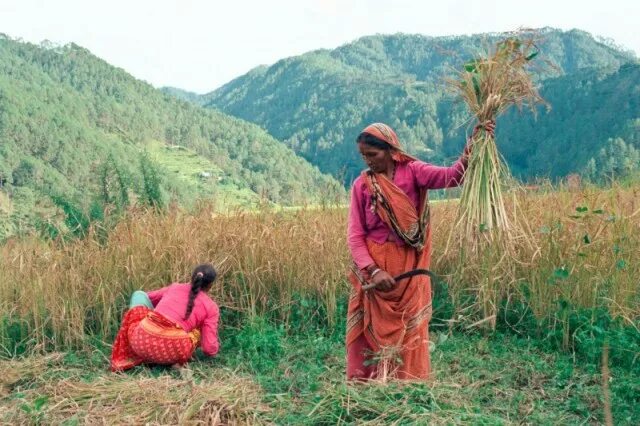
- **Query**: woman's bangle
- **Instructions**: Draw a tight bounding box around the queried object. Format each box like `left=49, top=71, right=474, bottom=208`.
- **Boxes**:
left=370, top=268, right=382, bottom=278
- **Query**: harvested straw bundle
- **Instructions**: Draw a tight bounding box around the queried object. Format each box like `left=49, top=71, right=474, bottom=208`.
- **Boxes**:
left=449, top=33, right=548, bottom=245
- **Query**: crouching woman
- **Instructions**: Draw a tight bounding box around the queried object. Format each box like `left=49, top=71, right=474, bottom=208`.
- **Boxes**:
left=111, top=264, right=220, bottom=371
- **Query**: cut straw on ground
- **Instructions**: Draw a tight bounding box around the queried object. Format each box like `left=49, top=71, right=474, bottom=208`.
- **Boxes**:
left=0, top=353, right=268, bottom=425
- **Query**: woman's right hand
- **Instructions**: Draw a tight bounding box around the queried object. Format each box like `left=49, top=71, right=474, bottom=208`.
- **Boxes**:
left=370, top=270, right=396, bottom=292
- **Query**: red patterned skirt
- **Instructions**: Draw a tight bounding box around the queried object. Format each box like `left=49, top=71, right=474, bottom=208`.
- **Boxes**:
left=111, top=307, right=200, bottom=372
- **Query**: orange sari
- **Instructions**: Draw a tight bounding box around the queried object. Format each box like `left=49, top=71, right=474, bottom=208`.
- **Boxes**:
left=347, top=123, right=433, bottom=380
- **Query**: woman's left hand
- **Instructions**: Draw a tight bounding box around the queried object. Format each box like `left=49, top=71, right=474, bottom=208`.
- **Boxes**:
left=472, top=120, right=496, bottom=139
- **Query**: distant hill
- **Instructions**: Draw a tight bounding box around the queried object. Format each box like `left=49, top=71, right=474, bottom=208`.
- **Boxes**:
left=196, top=28, right=638, bottom=183
left=160, top=86, right=202, bottom=104
left=0, top=36, right=341, bottom=239
left=497, top=63, right=640, bottom=179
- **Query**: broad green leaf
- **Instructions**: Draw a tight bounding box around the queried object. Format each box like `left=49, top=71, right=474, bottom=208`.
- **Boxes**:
left=34, top=396, right=49, bottom=411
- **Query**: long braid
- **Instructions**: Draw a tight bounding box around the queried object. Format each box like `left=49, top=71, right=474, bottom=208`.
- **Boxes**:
left=184, top=265, right=217, bottom=320
left=185, top=272, right=204, bottom=319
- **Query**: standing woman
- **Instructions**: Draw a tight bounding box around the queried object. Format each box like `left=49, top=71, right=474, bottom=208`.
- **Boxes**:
left=346, top=122, right=493, bottom=380
left=111, top=264, right=220, bottom=371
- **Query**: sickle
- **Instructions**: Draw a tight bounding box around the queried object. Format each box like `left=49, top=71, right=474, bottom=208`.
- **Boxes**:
left=361, top=268, right=439, bottom=291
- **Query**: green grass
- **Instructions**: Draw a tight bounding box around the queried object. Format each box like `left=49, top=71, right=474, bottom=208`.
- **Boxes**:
left=0, top=140, right=263, bottom=240
left=146, top=140, right=259, bottom=209
left=2, top=309, right=638, bottom=425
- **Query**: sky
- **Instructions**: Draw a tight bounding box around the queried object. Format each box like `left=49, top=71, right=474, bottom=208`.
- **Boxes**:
left=0, top=0, right=638, bottom=93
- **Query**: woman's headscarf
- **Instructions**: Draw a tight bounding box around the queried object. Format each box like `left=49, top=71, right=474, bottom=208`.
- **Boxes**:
left=360, top=123, right=417, bottom=163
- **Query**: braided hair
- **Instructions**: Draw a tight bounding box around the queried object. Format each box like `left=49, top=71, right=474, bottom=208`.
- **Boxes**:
left=184, top=264, right=217, bottom=320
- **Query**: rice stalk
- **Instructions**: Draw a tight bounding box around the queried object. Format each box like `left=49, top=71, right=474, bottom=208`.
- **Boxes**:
left=0, top=185, right=638, bottom=351
left=444, top=31, right=552, bottom=327
left=447, top=31, right=550, bottom=249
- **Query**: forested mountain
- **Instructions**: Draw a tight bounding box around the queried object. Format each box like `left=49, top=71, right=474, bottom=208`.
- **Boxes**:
left=200, top=28, right=638, bottom=183
left=160, top=86, right=201, bottom=104
left=498, top=63, right=640, bottom=179
left=0, top=36, right=340, bottom=239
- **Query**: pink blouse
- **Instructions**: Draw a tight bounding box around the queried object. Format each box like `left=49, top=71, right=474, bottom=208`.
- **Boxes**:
left=147, top=283, right=220, bottom=356
left=347, top=157, right=467, bottom=270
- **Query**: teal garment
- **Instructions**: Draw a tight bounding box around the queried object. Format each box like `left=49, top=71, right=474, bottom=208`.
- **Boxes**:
left=129, top=290, right=154, bottom=309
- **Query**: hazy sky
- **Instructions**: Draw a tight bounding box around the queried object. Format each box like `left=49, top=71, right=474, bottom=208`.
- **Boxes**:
left=1, top=0, right=638, bottom=93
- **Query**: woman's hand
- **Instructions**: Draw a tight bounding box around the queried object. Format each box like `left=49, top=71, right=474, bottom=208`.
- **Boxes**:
left=472, top=120, right=496, bottom=139
left=370, top=269, right=396, bottom=292
left=465, top=120, right=496, bottom=162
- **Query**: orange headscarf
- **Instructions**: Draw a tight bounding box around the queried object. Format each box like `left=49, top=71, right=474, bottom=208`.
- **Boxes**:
left=360, top=123, right=417, bottom=163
